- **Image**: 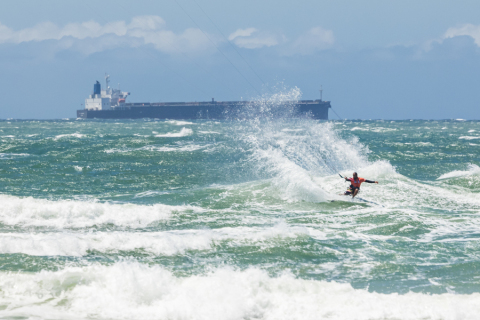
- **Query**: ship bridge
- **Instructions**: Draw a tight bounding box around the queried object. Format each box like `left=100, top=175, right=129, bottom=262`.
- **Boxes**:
left=84, top=74, right=130, bottom=111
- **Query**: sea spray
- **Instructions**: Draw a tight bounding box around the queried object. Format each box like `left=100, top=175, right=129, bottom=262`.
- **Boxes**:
left=231, top=87, right=370, bottom=202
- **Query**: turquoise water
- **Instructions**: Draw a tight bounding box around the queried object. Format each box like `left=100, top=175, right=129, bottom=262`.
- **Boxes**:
left=0, top=107, right=480, bottom=318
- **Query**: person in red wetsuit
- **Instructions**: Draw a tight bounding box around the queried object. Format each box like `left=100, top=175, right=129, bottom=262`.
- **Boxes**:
left=343, top=172, right=378, bottom=198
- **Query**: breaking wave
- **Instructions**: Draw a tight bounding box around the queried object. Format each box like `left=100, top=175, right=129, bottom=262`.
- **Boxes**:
left=0, top=263, right=479, bottom=320
left=0, top=194, right=201, bottom=229
left=437, top=164, right=480, bottom=180
left=155, top=127, right=193, bottom=137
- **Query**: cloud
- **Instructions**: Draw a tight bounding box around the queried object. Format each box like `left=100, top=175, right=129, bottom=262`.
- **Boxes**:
left=0, top=16, right=212, bottom=54
left=444, top=24, right=480, bottom=46
left=417, top=24, right=480, bottom=57
left=227, top=26, right=334, bottom=54
left=0, top=18, right=336, bottom=57
left=289, top=27, right=334, bottom=55
left=228, top=28, right=280, bottom=49
left=228, top=28, right=257, bottom=41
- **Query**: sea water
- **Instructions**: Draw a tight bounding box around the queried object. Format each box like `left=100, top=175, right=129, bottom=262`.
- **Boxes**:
left=0, top=96, right=479, bottom=319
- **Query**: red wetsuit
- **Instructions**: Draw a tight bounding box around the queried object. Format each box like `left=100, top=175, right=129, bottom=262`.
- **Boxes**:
left=344, top=177, right=375, bottom=195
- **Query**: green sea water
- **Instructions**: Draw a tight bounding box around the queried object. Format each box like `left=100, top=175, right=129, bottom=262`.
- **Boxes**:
left=0, top=113, right=479, bottom=319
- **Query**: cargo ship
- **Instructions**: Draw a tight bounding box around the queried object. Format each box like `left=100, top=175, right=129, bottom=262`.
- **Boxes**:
left=76, top=75, right=331, bottom=120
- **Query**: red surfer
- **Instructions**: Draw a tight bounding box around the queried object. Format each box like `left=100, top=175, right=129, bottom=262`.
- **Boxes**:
left=342, top=172, right=378, bottom=198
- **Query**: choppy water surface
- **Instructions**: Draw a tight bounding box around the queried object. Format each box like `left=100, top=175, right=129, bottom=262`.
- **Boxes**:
left=0, top=108, right=479, bottom=319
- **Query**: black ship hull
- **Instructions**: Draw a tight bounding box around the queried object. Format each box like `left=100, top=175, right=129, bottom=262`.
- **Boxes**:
left=77, top=100, right=331, bottom=120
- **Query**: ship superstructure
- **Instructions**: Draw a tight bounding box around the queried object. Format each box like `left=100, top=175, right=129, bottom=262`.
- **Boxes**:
left=84, top=74, right=130, bottom=111
left=78, top=76, right=331, bottom=120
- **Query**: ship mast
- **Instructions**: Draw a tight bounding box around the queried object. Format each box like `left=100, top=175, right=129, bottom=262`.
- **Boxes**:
left=105, top=73, right=110, bottom=90
left=319, top=85, right=323, bottom=101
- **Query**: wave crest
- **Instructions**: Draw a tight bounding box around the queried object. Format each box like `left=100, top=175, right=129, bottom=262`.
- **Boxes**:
left=1, top=263, right=479, bottom=320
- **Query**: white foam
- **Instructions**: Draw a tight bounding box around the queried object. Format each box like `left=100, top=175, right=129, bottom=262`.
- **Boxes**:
left=349, top=126, right=396, bottom=134
left=254, top=146, right=331, bottom=202
left=370, top=127, right=397, bottom=133
left=141, top=144, right=203, bottom=152
left=0, top=194, right=202, bottom=229
left=134, top=190, right=170, bottom=198
left=414, top=141, right=433, bottom=146
left=155, top=127, right=193, bottom=137
left=165, top=120, right=194, bottom=125
left=104, top=144, right=203, bottom=154
left=53, top=133, right=85, bottom=140
left=0, top=231, right=213, bottom=256
left=242, top=114, right=370, bottom=202
left=0, top=153, right=29, bottom=159
left=315, top=154, right=480, bottom=213
left=0, top=224, right=317, bottom=257
left=281, top=128, right=304, bottom=132
left=0, top=263, right=479, bottom=320
left=339, top=160, right=396, bottom=181
left=437, top=164, right=480, bottom=180
left=381, top=170, right=480, bottom=209
left=350, top=127, right=368, bottom=131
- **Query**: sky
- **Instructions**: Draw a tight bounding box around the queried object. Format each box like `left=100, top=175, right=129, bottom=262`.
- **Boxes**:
left=0, top=0, right=480, bottom=119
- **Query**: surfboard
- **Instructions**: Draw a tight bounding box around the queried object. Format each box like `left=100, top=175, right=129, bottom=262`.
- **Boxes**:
left=354, top=197, right=383, bottom=206
left=331, top=196, right=383, bottom=207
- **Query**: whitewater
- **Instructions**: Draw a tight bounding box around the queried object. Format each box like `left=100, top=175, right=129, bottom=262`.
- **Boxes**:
left=0, top=96, right=479, bottom=319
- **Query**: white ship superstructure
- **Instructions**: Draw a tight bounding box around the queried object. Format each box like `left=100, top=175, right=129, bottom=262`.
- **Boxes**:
left=84, top=74, right=130, bottom=110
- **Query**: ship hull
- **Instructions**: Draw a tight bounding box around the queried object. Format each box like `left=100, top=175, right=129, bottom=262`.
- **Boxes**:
left=77, top=100, right=331, bottom=120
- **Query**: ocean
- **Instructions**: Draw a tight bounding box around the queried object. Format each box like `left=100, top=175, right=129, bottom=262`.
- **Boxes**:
left=0, top=97, right=479, bottom=319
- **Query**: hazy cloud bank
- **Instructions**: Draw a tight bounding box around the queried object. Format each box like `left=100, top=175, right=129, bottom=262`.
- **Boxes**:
left=0, top=16, right=213, bottom=54
left=290, top=27, right=335, bottom=55
left=0, top=16, right=335, bottom=56
left=227, top=26, right=335, bottom=54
